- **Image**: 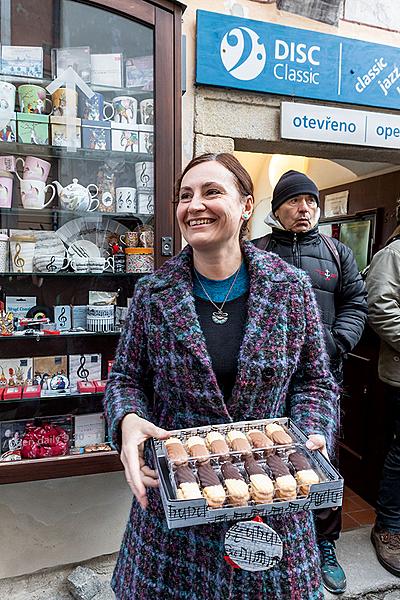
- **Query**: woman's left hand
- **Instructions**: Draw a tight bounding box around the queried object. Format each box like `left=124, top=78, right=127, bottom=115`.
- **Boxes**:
left=305, top=434, right=329, bottom=460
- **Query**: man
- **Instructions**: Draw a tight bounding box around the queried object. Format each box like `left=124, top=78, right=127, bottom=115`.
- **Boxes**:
left=366, top=200, right=400, bottom=578
left=253, top=170, right=368, bottom=595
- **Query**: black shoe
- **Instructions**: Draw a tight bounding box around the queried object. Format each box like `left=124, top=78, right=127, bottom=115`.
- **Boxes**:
left=318, top=539, right=347, bottom=594
left=371, top=526, right=400, bottom=577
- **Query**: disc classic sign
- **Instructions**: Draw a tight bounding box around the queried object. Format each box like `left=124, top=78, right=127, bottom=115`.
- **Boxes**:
left=196, top=10, right=400, bottom=111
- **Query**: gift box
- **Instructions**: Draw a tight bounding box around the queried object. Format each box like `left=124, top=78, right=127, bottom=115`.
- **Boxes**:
left=22, top=384, right=41, bottom=399
left=0, top=387, right=4, bottom=400
left=50, top=116, right=81, bottom=148
left=3, top=386, right=22, bottom=400
left=93, top=379, right=107, bottom=393
left=138, top=124, right=154, bottom=154
left=82, top=119, right=111, bottom=151
left=0, top=112, right=16, bottom=143
left=16, top=113, right=49, bottom=145
left=111, top=121, right=138, bottom=153
left=77, top=380, right=96, bottom=394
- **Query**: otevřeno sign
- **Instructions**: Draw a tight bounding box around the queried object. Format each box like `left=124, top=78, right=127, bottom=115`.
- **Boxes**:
left=281, top=102, right=400, bottom=149
left=196, top=10, right=400, bottom=111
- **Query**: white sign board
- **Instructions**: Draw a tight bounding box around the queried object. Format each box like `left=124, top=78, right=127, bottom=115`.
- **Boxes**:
left=281, top=102, right=400, bottom=149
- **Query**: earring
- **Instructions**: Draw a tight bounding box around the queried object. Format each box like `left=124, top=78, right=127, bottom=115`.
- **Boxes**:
left=242, top=212, right=250, bottom=220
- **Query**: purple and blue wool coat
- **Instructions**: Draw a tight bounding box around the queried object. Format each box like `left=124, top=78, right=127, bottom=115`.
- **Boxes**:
left=104, top=241, right=339, bottom=600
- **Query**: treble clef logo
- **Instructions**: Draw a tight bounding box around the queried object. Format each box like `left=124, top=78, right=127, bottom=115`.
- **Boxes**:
left=77, top=354, right=89, bottom=382
left=147, top=194, right=154, bottom=213
left=46, top=256, right=57, bottom=272
left=14, top=243, right=25, bottom=272
left=140, top=163, right=150, bottom=187
left=126, top=192, right=132, bottom=208
left=58, top=306, right=67, bottom=328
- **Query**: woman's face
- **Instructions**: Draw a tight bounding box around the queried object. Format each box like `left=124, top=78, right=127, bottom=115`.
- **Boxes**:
left=176, top=161, right=252, bottom=251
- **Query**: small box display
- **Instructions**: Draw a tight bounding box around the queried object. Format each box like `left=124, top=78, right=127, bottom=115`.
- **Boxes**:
left=3, top=386, right=23, bottom=400
left=2, top=46, right=43, bottom=78
left=33, top=355, right=69, bottom=395
left=138, top=125, right=154, bottom=154
left=0, top=358, right=33, bottom=387
left=81, top=119, right=111, bottom=150
left=111, top=122, right=138, bottom=153
left=17, top=113, right=49, bottom=145
left=152, top=417, right=343, bottom=530
left=0, top=112, right=16, bottom=143
left=22, top=384, right=41, bottom=399
left=69, top=353, right=101, bottom=393
left=77, top=380, right=96, bottom=394
left=50, top=116, right=81, bottom=148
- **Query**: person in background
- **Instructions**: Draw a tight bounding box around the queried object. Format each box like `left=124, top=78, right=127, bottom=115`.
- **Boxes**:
left=366, top=199, right=400, bottom=578
left=253, top=170, right=368, bottom=595
left=104, top=153, right=338, bottom=599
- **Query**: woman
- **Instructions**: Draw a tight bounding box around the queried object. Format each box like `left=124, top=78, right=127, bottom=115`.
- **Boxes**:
left=104, top=153, right=338, bottom=599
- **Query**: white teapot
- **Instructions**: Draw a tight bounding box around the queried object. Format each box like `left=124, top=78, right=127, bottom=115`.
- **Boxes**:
left=53, top=178, right=99, bottom=212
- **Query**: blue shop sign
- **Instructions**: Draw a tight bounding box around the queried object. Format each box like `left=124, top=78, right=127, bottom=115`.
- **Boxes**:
left=196, top=10, right=400, bottom=110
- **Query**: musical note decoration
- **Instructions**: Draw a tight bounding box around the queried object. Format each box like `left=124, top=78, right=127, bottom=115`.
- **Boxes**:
left=224, top=521, right=283, bottom=572
left=13, top=242, right=25, bottom=272
left=46, top=255, right=57, bottom=272
left=77, top=354, right=90, bottom=382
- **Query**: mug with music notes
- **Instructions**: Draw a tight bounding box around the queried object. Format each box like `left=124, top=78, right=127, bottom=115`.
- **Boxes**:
left=116, top=187, right=136, bottom=213
left=34, top=253, right=70, bottom=273
left=9, top=233, right=36, bottom=273
left=135, top=161, right=154, bottom=192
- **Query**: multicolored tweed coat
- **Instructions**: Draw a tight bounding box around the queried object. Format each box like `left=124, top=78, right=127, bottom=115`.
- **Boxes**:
left=104, top=241, right=338, bottom=600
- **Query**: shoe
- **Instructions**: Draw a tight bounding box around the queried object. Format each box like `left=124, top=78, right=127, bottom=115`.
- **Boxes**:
left=371, top=526, right=400, bottom=577
left=318, top=539, right=347, bottom=594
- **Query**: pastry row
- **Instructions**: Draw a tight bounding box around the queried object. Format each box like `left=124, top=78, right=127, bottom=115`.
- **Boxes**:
left=165, top=423, right=293, bottom=466
left=173, top=451, right=320, bottom=508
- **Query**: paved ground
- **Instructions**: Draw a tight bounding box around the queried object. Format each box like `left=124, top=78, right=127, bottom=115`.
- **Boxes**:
left=325, top=527, right=400, bottom=599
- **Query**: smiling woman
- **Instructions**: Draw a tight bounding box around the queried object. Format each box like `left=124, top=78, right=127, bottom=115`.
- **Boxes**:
left=104, top=152, right=338, bottom=600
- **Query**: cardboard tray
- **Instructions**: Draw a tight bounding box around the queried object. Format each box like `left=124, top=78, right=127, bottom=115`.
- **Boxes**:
left=152, top=417, right=343, bottom=530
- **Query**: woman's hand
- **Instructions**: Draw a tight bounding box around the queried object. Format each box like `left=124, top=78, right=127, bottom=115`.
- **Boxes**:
left=305, top=434, right=329, bottom=460
left=120, top=413, right=170, bottom=509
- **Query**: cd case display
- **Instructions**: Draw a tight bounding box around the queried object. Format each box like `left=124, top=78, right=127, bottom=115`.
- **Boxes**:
left=52, top=46, right=91, bottom=82
left=1, top=46, right=43, bottom=78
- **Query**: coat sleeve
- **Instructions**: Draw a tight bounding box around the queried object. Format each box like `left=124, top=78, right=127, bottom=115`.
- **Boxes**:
left=332, top=243, right=368, bottom=354
left=103, top=279, right=153, bottom=451
left=366, top=245, right=400, bottom=353
left=288, top=279, right=339, bottom=455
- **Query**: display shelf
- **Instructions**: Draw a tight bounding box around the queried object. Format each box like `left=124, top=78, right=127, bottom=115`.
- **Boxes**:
left=0, top=206, right=154, bottom=223
left=0, top=271, right=143, bottom=277
left=0, top=330, right=121, bottom=340
left=0, top=142, right=153, bottom=163
left=0, top=450, right=123, bottom=484
left=0, top=391, right=104, bottom=404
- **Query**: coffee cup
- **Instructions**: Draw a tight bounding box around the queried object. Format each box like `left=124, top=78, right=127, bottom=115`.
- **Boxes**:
left=140, top=98, right=154, bottom=125
left=16, top=156, right=51, bottom=182
left=88, top=256, right=114, bottom=273
left=135, top=161, right=154, bottom=191
left=116, top=187, right=136, bottom=213
left=10, top=233, right=36, bottom=273
left=139, top=228, right=154, bottom=248
left=0, top=82, right=16, bottom=126
left=18, top=84, right=52, bottom=114
left=51, top=88, right=78, bottom=117
left=112, top=96, right=137, bottom=125
left=0, top=171, right=13, bottom=208
left=120, top=231, right=141, bottom=248
left=20, top=179, right=56, bottom=210
left=78, top=91, right=114, bottom=121
left=70, top=256, right=89, bottom=272
left=34, top=253, right=69, bottom=273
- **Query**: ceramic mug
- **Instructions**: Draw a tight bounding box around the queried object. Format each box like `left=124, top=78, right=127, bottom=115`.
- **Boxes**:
left=70, top=256, right=89, bottom=272
left=112, top=96, right=137, bottom=125
left=0, top=171, right=13, bottom=208
left=0, top=233, right=9, bottom=271
left=119, top=231, right=142, bottom=248
left=51, top=88, right=78, bottom=117
left=138, top=229, right=154, bottom=248
left=78, top=92, right=114, bottom=121
left=34, top=254, right=70, bottom=273
left=116, top=187, right=136, bottom=213
left=16, top=156, right=51, bottom=182
left=0, top=82, right=16, bottom=120
left=88, top=256, right=114, bottom=273
left=140, top=98, right=154, bottom=125
left=135, top=161, right=154, bottom=191
left=20, top=179, right=56, bottom=209
left=18, top=84, right=52, bottom=114
left=9, top=233, right=36, bottom=272
left=0, top=155, right=16, bottom=172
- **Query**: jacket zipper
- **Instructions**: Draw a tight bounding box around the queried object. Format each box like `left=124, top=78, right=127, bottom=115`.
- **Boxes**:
left=292, top=233, right=300, bottom=268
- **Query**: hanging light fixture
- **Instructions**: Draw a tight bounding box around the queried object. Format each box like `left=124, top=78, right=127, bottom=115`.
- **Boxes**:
left=268, top=155, right=309, bottom=189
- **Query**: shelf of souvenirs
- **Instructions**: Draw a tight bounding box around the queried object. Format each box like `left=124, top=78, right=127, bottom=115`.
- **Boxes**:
left=0, top=449, right=122, bottom=484
left=0, top=73, right=153, bottom=98
left=0, top=142, right=153, bottom=163
left=0, top=329, right=121, bottom=340
left=0, top=271, right=143, bottom=278
left=0, top=206, right=154, bottom=223
left=0, top=389, right=104, bottom=404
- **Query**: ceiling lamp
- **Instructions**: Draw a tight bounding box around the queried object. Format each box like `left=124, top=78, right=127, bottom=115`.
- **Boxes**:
left=268, top=155, right=309, bottom=189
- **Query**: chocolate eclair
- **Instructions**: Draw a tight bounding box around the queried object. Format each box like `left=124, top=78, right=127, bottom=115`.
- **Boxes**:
left=221, top=461, right=249, bottom=506
left=174, top=465, right=202, bottom=500
left=244, top=456, right=274, bottom=504
left=288, top=451, right=320, bottom=496
left=266, top=454, right=297, bottom=500
left=265, top=422, right=293, bottom=446
left=246, top=429, right=274, bottom=456
left=197, top=463, right=226, bottom=508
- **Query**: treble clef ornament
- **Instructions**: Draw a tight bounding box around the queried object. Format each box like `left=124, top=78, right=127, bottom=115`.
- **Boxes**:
left=58, top=306, right=67, bottom=328
left=14, top=243, right=25, bottom=272
left=126, top=192, right=132, bottom=209
left=140, top=163, right=150, bottom=187
left=77, top=354, right=90, bottom=382
left=46, top=255, right=57, bottom=272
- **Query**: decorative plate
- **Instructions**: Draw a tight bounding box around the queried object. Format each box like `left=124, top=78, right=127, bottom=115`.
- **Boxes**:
left=56, top=217, right=129, bottom=258
left=67, top=240, right=101, bottom=259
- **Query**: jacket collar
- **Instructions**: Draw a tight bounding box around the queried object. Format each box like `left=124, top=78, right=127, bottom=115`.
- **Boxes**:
left=269, top=223, right=320, bottom=245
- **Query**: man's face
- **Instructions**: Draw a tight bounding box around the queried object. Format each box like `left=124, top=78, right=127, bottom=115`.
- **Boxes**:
left=275, top=194, right=319, bottom=233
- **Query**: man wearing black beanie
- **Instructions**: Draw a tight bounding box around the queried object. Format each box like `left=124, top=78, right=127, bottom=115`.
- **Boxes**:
left=253, top=170, right=368, bottom=595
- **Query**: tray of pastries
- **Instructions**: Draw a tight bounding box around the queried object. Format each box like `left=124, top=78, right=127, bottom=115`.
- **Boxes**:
left=152, top=417, right=343, bottom=529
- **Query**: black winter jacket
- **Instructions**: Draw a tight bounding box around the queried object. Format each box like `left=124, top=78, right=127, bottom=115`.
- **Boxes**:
left=252, top=226, right=368, bottom=359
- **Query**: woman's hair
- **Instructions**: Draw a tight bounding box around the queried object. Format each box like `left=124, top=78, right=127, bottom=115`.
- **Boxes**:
left=174, top=153, right=254, bottom=239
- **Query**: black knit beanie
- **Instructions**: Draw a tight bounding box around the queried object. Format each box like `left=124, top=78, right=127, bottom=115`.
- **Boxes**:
left=272, top=170, right=319, bottom=213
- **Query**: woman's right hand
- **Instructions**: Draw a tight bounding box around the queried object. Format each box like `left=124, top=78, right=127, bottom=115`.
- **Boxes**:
left=120, top=413, right=170, bottom=509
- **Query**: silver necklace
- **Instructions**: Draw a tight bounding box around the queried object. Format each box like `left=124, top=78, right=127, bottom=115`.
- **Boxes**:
left=194, top=264, right=241, bottom=324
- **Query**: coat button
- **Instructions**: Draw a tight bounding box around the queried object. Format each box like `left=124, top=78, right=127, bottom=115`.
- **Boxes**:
left=263, top=367, right=275, bottom=379
left=394, top=356, right=400, bottom=362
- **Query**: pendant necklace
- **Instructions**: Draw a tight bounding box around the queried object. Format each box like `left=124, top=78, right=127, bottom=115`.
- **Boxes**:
left=194, top=264, right=241, bottom=324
